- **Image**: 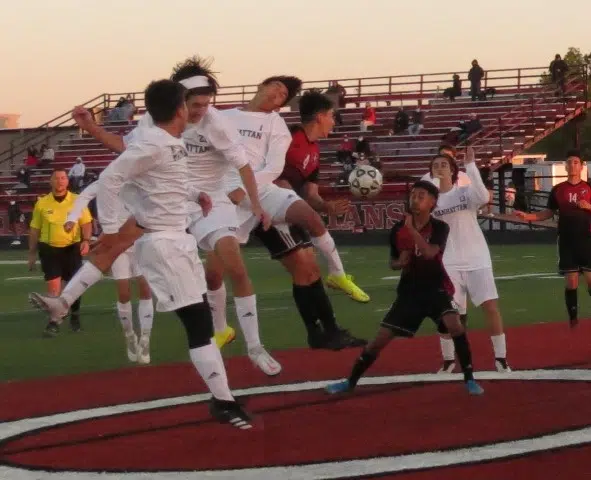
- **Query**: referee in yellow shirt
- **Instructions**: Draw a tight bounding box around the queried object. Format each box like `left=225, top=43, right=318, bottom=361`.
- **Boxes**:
left=28, top=168, right=93, bottom=337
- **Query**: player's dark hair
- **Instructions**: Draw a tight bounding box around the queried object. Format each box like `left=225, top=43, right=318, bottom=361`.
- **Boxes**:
left=566, top=149, right=582, bottom=161
left=52, top=167, right=68, bottom=175
left=412, top=180, right=440, bottom=202
left=262, top=75, right=303, bottom=106
left=170, top=56, right=219, bottom=96
left=299, top=91, right=334, bottom=124
left=429, top=154, right=459, bottom=185
left=145, top=80, right=187, bottom=124
left=438, top=143, right=457, bottom=158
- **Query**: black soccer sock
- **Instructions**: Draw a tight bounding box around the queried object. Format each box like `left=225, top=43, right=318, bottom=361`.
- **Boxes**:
left=348, top=349, right=378, bottom=388
left=565, top=288, right=578, bottom=321
left=307, top=279, right=339, bottom=333
left=451, top=333, right=474, bottom=382
left=71, top=298, right=81, bottom=316
left=292, top=284, right=322, bottom=336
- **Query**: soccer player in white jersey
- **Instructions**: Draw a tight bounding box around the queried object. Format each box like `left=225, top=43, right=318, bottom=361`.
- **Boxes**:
left=63, top=181, right=154, bottom=364
left=209, top=76, right=366, bottom=350
left=427, top=146, right=510, bottom=373
left=99, top=80, right=250, bottom=427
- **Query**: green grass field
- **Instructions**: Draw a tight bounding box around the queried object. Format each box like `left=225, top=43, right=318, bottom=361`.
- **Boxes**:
left=0, top=244, right=571, bottom=383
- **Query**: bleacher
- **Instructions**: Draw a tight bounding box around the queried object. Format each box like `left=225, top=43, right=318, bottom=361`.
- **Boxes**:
left=0, top=64, right=588, bottom=208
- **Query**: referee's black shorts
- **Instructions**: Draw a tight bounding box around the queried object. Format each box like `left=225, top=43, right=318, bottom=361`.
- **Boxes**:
left=38, top=243, right=83, bottom=282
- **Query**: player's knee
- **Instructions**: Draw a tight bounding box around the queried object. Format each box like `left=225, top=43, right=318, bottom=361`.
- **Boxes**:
left=175, top=301, right=214, bottom=349
left=443, top=314, right=464, bottom=337
left=116, top=280, right=131, bottom=303
left=282, top=249, right=320, bottom=284
left=205, top=266, right=224, bottom=291
left=287, top=201, right=325, bottom=237
left=137, top=277, right=152, bottom=300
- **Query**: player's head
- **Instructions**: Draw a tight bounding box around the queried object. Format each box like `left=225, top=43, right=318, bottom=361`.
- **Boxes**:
left=565, top=149, right=584, bottom=177
left=429, top=154, right=459, bottom=184
left=409, top=180, right=439, bottom=214
left=299, top=91, right=335, bottom=137
left=51, top=168, right=69, bottom=195
left=144, top=80, right=188, bottom=133
left=257, top=76, right=302, bottom=110
left=170, top=56, right=219, bottom=124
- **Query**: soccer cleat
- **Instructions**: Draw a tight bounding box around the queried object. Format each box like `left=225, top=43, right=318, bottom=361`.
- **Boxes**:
left=326, top=274, right=370, bottom=303
left=248, top=345, right=281, bottom=376
left=29, top=293, right=69, bottom=324
left=437, top=360, right=456, bottom=374
left=137, top=333, right=151, bottom=365
left=70, top=315, right=82, bottom=333
left=331, top=328, right=367, bottom=349
left=465, top=379, right=484, bottom=396
left=209, top=398, right=252, bottom=430
left=495, top=358, right=511, bottom=373
left=43, top=321, right=60, bottom=338
left=125, top=332, right=139, bottom=362
left=214, top=326, right=236, bottom=349
left=325, top=379, right=352, bottom=394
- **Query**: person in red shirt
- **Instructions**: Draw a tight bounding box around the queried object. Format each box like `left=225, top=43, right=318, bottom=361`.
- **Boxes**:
left=360, top=102, right=376, bottom=132
left=516, top=150, right=591, bottom=327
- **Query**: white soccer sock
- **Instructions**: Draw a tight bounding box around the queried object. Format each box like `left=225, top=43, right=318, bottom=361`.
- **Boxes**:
left=491, top=333, right=507, bottom=359
left=116, top=301, right=133, bottom=333
left=138, top=298, right=154, bottom=334
left=235, top=295, right=261, bottom=350
left=207, top=284, right=228, bottom=333
left=61, top=262, right=103, bottom=306
left=440, top=336, right=456, bottom=361
left=311, top=231, right=345, bottom=277
left=189, top=340, right=234, bottom=401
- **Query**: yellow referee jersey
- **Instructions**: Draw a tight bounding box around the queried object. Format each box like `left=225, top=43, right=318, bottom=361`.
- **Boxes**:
left=30, top=191, right=93, bottom=247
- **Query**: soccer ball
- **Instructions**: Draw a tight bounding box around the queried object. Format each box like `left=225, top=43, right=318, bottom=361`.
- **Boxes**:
left=348, top=166, right=383, bottom=198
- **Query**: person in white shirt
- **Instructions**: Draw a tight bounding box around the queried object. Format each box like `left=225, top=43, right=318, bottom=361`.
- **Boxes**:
left=427, top=146, right=510, bottom=373
left=68, top=157, right=86, bottom=192
left=34, top=80, right=251, bottom=428
left=63, top=180, right=154, bottom=365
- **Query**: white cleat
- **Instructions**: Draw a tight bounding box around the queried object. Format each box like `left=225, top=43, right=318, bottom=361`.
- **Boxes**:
left=125, top=332, right=139, bottom=363
left=29, top=293, right=69, bottom=324
left=248, top=345, right=281, bottom=376
left=137, top=333, right=151, bottom=365
left=495, top=358, right=512, bottom=373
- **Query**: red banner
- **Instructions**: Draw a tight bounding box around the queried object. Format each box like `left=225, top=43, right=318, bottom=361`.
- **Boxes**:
left=326, top=200, right=406, bottom=231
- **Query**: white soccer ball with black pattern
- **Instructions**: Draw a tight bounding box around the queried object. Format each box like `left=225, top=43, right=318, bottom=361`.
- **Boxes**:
left=348, top=165, right=383, bottom=198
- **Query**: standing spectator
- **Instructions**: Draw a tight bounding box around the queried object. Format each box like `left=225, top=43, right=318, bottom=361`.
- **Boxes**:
left=468, top=60, right=485, bottom=101
left=28, top=168, right=92, bottom=337
left=8, top=200, right=23, bottom=246
left=38, top=144, right=55, bottom=168
left=393, top=108, right=409, bottom=134
left=360, top=102, right=376, bottom=132
left=408, top=107, right=425, bottom=135
left=549, top=54, right=569, bottom=97
left=505, top=182, right=517, bottom=213
left=68, top=157, right=86, bottom=193
left=326, top=80, right=347, bottom=108
left=444, top=74, right=462, bottom=102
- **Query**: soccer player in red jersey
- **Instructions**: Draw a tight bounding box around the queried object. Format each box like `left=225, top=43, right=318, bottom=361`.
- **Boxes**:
left=275, top=91, right=369, bottom=303
left=516, top=150, right=591, bottom=326
left=326, top=181, right=483, bottom=396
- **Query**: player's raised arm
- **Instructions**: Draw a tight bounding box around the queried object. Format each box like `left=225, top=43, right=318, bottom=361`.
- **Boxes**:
left=463, top=147, right=490, bottom=208
left=65, top=181, right=99, bottom=230
left=72, top=106, right=126, bottom=153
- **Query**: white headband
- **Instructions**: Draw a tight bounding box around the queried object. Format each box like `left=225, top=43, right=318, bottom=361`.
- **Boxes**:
left=180, top=75, right=210, bottom=90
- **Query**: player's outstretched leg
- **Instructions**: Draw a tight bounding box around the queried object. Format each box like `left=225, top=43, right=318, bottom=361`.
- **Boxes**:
left=204, top=252, right=236, bottom=349
left=136, top=277, right=154, bottom=365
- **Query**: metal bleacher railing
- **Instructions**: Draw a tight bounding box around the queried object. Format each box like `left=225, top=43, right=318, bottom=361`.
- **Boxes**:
left=0, top=64, right=588, bottom=172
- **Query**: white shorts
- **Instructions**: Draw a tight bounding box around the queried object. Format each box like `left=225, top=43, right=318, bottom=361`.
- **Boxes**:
left=188, top=194, right=238, bottom=251
left=235, top=184, right=302, bottom=243
left=111, top=247, right=140, bottom=280
left=134, top=231, right=207, bottom=312
left=447, top=267, right=498, bottom=314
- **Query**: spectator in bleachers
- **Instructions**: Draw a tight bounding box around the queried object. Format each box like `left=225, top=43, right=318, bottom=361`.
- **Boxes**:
left=393, top=108, right=409, bottom=134
left=337, top=134, right=354, bottom=163
left=38, top=144, right=55, bottom=168
left=326, top=81, right=347, bottom=108
left=106, top=95, right=136, bottom=124
left=549, top=54, right=569, bottom=97
left=408, top=107, right=424, bottom=135
left=505, top=182, right=516, bottom=213
left=360, top=102, right=376, bottom=132
left=25, top=147, right=38, bottom=168
left=468, top=59, right=485, bottom=101
left=15, top=167, right=31, bottom=189
left=8, top=200, right=23, bottom=246
left=370, top=154, right=382, bottom=172
left=354, top=135, right=371, bottom=157
left=68, top=157, right=86, bottom=193
left=443, top=74, right=462, bottom=102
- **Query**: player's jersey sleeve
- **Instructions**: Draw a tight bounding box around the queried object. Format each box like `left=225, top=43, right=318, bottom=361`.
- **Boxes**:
left=67, top=181, right=99, bottom=223
left=203, top=107, right=248, bottom=170
left=389, top=222, right=403, bottom=260
left=547, top=185, right=559, bottom=211
left=430, top=219, right=450, bottom=252
left=254, top=114, right=292, bottom=187
left=123, top=113, right=154, bottom=147
left=464, top=162, right=490, bottom=209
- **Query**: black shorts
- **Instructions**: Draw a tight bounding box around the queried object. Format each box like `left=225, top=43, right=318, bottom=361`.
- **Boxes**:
left=557, top=236, right=591, bottom=274
left=381, top=290, right=458, bottom=337
left=252, top=223, right=312, bottom=260
left=38, top=243, right=83, bottom=282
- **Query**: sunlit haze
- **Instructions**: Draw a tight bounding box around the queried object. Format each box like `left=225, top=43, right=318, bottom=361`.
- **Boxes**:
left=1, top=0, right=589, bottom=126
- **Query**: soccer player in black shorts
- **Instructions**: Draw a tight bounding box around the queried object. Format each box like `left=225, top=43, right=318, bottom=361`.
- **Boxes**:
left=516, top=150, right=591, bottom=327
left=326, top=180, right=484, bottom=396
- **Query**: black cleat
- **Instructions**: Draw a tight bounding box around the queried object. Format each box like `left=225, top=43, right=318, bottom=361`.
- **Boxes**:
left=323, top=328, right=367, bottom=350
left=43, top=321, right=59, bottom=338
left=70, top=315, right=82, bottom=333
left=209, top=398, right=252, bottom=430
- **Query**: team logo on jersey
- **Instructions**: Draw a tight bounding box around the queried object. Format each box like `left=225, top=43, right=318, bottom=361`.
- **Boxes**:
left=170, top=146, right=187, bottom=161
left=302, top=154, right=310, bottom=170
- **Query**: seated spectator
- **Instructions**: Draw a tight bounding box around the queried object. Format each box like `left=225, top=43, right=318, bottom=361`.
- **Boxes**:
left=360, top=102, right=376, bottom=132
left=408, top=108, right=425, bottom=135
left=38, top=144, right=55, bottom=168
left=25, top=147, right=38, bottom=168
left=106, top=95, right=136, bottom=124
left=458, top=113, right=483, bottom=142
left=443, top=74, right=462, bottom=102
left=356, top=152, right=370, bottom=166
left=337, top=134, right=354, bottom=163
left=8, top=200, right=23, bottom=246
left=355, top=136, right=371, bottom=157
left=393, top=108, right=409, bottom=134
left=338, top=154, right=356, bottom=186
left=370, top=154, right=382, bottom=172
left=68, top=157, right=86, bottom=193
left=15, top=167, right=31, bottom=189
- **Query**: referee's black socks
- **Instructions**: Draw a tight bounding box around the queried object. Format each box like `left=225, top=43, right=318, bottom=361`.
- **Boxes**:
left=348, top=350, right=378, bottom=388
left=565, top=288, right=578, bottom=321
left=451, top=333, right=474, bottom=382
